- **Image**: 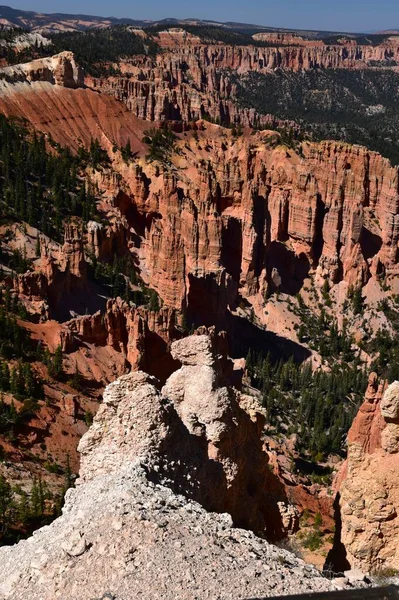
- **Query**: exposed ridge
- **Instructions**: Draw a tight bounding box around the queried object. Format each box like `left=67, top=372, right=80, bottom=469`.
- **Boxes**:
left=0, top=334, right=341, bottom=599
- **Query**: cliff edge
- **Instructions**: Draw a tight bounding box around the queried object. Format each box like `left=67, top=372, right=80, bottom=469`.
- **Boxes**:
left=0, top=334, right=339, bottom=599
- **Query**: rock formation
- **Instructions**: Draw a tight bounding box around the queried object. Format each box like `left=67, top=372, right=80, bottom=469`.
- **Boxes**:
left=337, top=375, right=399, bottom=572
left=0, top=333, right=340, bottom=599
left=16, top=222, right=90, bottom=320
left=117, top=130, right=399, bottom=319
left=0, top=52, right=84, bottom=88
left=79, top=332, right=297, bottom=539
left=252, top=32, right=326, bottom=46
left=61, top=298, right=180, bottom=383
left=0, top=469, right=337, bottom=600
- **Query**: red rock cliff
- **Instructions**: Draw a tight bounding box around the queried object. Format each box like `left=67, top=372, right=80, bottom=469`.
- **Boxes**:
left=113, top=128, right=399, bottom=323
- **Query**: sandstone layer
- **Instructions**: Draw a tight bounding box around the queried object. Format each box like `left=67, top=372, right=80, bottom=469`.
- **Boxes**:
left=0, top=82, right=148, bottom=153
left=0, top=334, right=339, bottom=599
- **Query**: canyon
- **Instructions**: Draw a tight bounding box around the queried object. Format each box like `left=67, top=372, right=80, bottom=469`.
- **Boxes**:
left=0, top=21, right=398, bottom=591
left=4, top=54, right=399, bottom=317
left=87, top=31, right=399, bottom=128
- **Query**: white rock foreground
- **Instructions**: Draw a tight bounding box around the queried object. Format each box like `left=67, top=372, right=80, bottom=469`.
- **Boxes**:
left=0, top=335, right=339, bottom=599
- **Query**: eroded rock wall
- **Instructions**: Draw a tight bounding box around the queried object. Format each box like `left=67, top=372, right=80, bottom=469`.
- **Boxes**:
left=337, top=376, right=399, bottom=572
left=117, top=130, right=399, bottom=320
left=0, top=51, right=84, bottom=87
left=61, top=298, right=180, bottom=383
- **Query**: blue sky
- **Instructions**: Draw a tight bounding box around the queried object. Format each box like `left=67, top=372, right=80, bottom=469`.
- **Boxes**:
left=5, top=0, right=399, bottom=33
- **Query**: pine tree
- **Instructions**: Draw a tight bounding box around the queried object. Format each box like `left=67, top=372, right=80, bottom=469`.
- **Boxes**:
left=0, top=475, right=13, bottom=525
left=51, top=346, right=63, bottom=380
left=17, top=492, right=29, bottom=526
left=0, top=363, right=10, bottom=391
left=30, top=478, right=43, bottom=519
left=122, top=139, right=132, bottom=162
left=10, top=366, right=19, bottom=396
left=22, top=363, right=35, bottom=398
left=352, top=287, right=364, bottom=315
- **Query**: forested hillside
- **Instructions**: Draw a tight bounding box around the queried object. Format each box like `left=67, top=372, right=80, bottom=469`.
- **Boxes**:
left=235, top=69, right=399, bottom=164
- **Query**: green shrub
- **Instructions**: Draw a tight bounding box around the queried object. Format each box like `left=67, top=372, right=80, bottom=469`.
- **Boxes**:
left=302, top=529, right=323, bottom=551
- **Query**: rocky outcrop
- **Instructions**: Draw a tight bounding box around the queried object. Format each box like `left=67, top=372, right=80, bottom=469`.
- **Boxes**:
left=154, top=28, right=203, bottom=48
left=0, top=469, right=336, bottom=600
left=162, top=333, right=297, bottom=538
left=0, top=52, right=84, bottom=88
left=252, top=32, right=325, bottom=46
left=78, top=331, right=296, bottom=539
left=345, top=373, right=386, bottom=455
left=0, top=32, right=51, bottom=52
left=61, top=298, right=180, bottom=383
left=58, top=222, right=88, bottom=283
left=337, top=376, right=399, bottom=572
left=17, top=222, right=89, bottom=317
left=0, top=333, right=340, bottom=599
